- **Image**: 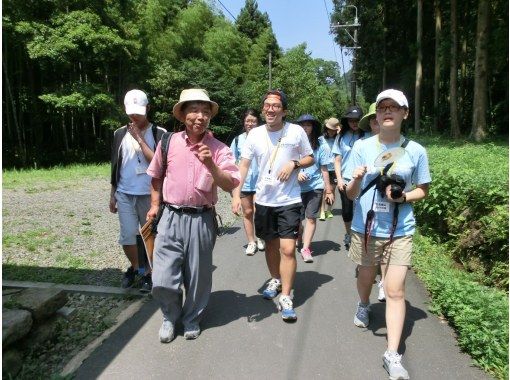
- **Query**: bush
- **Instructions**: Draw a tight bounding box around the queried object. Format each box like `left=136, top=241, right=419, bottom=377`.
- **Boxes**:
left=412, top=138, right=509, bottom=290
left=413, top=234, right=509, bottom=380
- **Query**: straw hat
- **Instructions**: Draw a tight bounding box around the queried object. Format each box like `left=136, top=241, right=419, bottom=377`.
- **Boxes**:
left=172, top=89, right=219, bottom=122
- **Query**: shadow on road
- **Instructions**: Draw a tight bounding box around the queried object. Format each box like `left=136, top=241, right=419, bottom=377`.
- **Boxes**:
left=366, top=300, right=428, bottom=354
left=310, top=239, right=341, bottom=256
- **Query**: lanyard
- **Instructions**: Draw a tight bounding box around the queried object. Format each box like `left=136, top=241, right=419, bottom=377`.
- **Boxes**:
left=266, top=125, right=286, bottom=174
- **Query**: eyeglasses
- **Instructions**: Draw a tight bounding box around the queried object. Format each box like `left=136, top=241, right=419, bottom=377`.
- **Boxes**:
left=376, top=105, right=402, bottom=113
left=263, top=103, right=283, bottom=111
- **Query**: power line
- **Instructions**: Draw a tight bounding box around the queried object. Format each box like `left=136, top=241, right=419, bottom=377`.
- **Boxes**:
left=216, top=0, right=237, bottom=22
left=322, top=0, right=349, bottom=92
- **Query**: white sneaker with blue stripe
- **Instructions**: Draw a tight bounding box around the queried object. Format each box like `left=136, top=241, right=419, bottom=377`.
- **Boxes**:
left=278, top=295, right=297, bottom=321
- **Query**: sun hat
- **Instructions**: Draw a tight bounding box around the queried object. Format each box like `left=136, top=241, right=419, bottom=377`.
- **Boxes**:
left=359, top=103, right=377, bottom=131
left=376, top=89, right=409, bottom=108
left=172, top=89, right=219, bottom=122
left=124, top=89, right=148, bottom=116
left=324, top=117, right=340, bottom=131
left=340, top=105, right=363, bottom=129
left=262, top=89, right=288, bottom=110
left=296, top=114, right=320, bottom=128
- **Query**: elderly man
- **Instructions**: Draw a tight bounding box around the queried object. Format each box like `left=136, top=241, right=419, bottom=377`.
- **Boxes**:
left=147, top=89, right=239, bottom=342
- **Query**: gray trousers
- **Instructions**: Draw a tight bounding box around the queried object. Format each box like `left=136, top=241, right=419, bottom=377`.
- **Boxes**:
left=152, top=207, right=216, bottom=328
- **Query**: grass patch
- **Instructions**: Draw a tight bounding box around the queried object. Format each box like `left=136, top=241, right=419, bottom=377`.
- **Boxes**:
left=3, top=228, right=57, bottom=253
left=413, top=233, right=509, bottom=380
left=2, top=163, right=109, bottom=190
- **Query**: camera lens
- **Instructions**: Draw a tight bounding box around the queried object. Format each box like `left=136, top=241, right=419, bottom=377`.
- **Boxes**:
left=390, top=185, right=403, bottom=199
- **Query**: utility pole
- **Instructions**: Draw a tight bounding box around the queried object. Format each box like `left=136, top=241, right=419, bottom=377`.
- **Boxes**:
left=330, top=5, right=360, bottom=105
left=268, top=52, right=272, bottom=90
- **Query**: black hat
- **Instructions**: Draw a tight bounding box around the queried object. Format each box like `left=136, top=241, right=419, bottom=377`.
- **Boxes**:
left=296, top=114, right=321, bottom=135
left=341, top=105, right=363, bottom=129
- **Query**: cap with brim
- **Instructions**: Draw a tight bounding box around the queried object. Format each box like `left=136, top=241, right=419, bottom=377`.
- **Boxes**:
left=324, top=117, right=340, bottom=130
left=376, top=89, right=409, bottom=108
left=359, top=103, right=377, bottom=132
left=340, top=105, right=363, bottom=129
left=124, top=89, right=148, bottom=116
left=172, top=89, right=219, bottom=122
left=296, top=114, right=320, bottom=128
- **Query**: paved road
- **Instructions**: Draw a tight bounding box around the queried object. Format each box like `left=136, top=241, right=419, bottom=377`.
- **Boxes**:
left=75, top=207, right=490, bottom=380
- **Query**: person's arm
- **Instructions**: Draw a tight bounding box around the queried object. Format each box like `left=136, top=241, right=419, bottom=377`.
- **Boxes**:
left=346, top=165, right=367, bottom=200
left=231, top=158, right=251, bottom=215
left=276, top=154, right=315, bottom=182
left=147, top=177, right=163, bottom=220
left=109, top=185, right=117, bottom=213
left=334, top=154, right=345, bottom=190
left=321, top=165, right=335, bottom=204
left=196, top=143, right=239, bottom=192
left=128, top=123, right=155, bottom=162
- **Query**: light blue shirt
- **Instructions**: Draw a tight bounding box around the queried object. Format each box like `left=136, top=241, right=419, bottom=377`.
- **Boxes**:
left=299, top=143, right=330, bottom=192
left=343, top=131, right=373, bottom=181
left=230, top=132, right=259, bottom=192
left=347, top=135, right=432, bottom=238
left=331, top=130, right=364, bottom=179
left=319, top=135, right=336, bottom=171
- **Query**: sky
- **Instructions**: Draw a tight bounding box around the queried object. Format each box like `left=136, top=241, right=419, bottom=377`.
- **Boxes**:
left=214, top=0, right=352, bottom=73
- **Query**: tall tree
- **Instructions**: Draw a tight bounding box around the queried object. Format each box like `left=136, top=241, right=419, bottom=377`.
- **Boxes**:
left=449, top=0, right=460, bottom=138
left=432, top=0, right=441, bottom=133
left=414, top=0, right=423, bottom=133
left=470, top=0, right=489, bottom=141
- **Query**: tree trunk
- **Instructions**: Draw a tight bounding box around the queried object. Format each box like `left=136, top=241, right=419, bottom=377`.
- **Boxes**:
left=433, top=0, right=441, bottom=133
left=449, top=0, right=460, bottom=138
left=414, top=0, right=423, bottom=133
left=382, top=6, right=387, bottom=89
left=470, top=0, right=489, bottom=141
left=61, top=112, right=69, bottom=152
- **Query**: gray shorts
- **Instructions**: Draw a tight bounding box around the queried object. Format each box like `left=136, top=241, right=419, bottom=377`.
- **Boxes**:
left=300, top=189, right=323, bottom=219
left=115, top=191, right=151, bottom=245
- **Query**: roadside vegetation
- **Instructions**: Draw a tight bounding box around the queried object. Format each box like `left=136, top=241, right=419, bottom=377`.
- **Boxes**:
left=411, top=135, right=508, bottom=380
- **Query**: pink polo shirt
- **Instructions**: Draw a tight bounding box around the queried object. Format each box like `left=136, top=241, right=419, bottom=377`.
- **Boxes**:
left=147, top=131, right=239, bottom=207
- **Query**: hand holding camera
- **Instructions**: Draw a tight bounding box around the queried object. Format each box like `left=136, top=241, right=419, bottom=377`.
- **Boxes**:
left=377, top=174, right=406, bottom=200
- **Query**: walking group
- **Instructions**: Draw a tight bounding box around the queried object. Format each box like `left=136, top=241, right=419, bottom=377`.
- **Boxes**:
left=109, top=87, right=431, bottom=380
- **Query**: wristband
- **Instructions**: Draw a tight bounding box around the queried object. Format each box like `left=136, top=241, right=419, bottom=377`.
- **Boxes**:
left=402, top=193, right=407, bottom=203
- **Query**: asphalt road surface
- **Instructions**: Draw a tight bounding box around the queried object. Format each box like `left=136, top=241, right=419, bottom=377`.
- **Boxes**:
left=75, top=207, right=490, bottom=380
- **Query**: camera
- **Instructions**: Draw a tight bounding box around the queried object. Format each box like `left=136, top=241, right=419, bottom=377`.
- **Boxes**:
left=377, top=174, right=406, bottom=199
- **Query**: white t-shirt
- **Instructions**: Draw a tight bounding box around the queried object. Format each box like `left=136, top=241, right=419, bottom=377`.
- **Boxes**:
left=117, top=125, right=156, bottom=195
left=241, top=122, right=313, bottom=207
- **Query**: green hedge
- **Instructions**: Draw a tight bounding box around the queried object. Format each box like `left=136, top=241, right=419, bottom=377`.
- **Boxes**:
left=412, top=137, right=509, bottom=289
left=413, top=234, right=509, bottom=380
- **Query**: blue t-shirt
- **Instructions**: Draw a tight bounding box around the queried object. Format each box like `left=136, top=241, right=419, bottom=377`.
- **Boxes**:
left=331, top=130, right=364, bottom=179
left=347, top=135, right=432, bottom=238
left=230, top=132, right=259, bottom=192
left=299, top=143, right=330, bottom=192
left=319, top=135, right=336, bottom=172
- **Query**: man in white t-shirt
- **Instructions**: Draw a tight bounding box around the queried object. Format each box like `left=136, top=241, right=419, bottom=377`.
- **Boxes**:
left=110, top=89, right=166, bottom=292
left=232, top=90, right=314, bottom=321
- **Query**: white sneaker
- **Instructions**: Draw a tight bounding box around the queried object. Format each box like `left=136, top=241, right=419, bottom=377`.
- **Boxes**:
left=159, top=319, right=175, bottom=343
left=245, top=241, right=257, bottom=256
left=353, top=301, right=370, bottom=327
left=256, top=238, right=265, bottom=251
left=378, top=281, right=386, bottom=302
left=383, top=351, right=410, bottom=379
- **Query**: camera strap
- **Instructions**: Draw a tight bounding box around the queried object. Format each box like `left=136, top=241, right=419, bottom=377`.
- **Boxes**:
left=362, top=138, right=409, bottom=254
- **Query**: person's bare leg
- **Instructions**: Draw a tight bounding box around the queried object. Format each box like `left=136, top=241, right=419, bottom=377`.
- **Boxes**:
left=301, top=218, right=317, bottom=250
left=382, top=264, right=408, bottom=351
left=241, top=195, right=256, bottom=243
left=122, top=244, right=139, bottom=269
left=265, top=238, right=281, bottom=279
left=356, top=265, right=378, bottom=303
left=279, top=238, right=297, bottom=295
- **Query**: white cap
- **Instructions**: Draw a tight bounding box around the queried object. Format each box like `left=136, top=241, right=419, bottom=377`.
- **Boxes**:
left=376, top=89, right=408, bottom=108
left=124, top=89, right=148, bottom=115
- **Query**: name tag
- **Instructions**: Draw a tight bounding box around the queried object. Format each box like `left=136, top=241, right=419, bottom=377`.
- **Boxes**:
left=374, top=201, right=390, bottom=213
left=262, top=175, right=278, bottom=186
left=135, top=164, right=148, bottom=175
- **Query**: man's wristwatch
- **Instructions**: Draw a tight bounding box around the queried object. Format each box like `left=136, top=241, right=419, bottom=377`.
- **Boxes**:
left=292, top=160, right=301, bottom=170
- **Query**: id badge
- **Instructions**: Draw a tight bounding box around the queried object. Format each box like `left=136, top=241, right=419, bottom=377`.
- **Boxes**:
left=373, top=201, right=390, bottom=213
left=135, top=164, right=148, bottom=175
left=262, top=175, right=277, bottom=186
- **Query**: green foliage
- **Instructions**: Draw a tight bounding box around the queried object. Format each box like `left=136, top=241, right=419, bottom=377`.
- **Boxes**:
left=413, top=137, right=508, bottom=289
left=413, top=234, right=509, bottom=379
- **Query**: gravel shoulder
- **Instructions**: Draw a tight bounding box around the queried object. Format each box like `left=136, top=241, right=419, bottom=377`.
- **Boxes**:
left=2, top=177, right=238, bottom=286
